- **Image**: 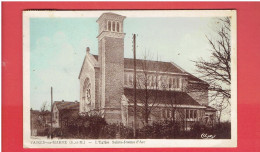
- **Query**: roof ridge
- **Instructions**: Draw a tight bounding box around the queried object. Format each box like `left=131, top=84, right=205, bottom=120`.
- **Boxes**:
left=92, top=54, right=175, bottom=64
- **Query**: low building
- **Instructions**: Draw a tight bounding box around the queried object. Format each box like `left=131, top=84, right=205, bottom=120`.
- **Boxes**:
left=52, top=100, right=79, bottom=128
left=30, top=109, right=51, bottom=136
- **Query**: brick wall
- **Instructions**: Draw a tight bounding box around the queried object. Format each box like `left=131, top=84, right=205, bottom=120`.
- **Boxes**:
left=98, top=36, right=124, bottom=122
left=102, top=37, right=124, bottom=122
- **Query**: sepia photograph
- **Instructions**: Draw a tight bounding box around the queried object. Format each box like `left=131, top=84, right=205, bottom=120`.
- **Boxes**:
left=23, top=10, right=237, bottom=148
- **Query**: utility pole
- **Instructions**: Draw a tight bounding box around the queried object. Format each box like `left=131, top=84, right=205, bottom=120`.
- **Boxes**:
left=133, top=34, right=137, bottom=138
left=50, top=87, right=53, bottom=139
left=30, top=108, right=32, bottom=136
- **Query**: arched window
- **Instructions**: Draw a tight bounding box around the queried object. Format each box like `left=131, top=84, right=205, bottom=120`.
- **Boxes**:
left=116, top=22, right=120, bottom=32
left=124, top=73, right=128, bottom=85
left=108, top=21, right=111, bottom=31
left=112, top=21, right=116, bottom=31
left=83, top=77, right=91, bottom=105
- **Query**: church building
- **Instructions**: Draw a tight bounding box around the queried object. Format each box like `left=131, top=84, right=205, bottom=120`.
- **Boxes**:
left=78, top=13, right=216, bottom=129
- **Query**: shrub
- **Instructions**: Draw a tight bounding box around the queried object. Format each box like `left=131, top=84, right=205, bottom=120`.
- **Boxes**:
left=36, top=128, right=48, bottom=136
left=189, top=121, right=231, bottom=139
left=119, top=124, right=134, bottom=139
left=56, top=114, right=107, bottom=139
left=214, top=122, right=231, bottom=139
left=87, top=115, right=107, bottom=138
left=137, top=120, right=181, bottom=139
left=52, top=115, right=231, bottom=139
left=100, top=124, right=117, bottom=139
left=189, top=122, right=207, bottom=138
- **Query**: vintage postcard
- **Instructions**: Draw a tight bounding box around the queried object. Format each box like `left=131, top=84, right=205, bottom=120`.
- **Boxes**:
left=23, top=10, right=237, bottom=148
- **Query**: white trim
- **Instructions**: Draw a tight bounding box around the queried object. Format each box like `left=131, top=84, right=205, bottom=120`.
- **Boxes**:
left=85, top=56, right=96, bottom=72
left=97, top=31, right=125, bottom=41
left=88, top=53, right=100, bottom=67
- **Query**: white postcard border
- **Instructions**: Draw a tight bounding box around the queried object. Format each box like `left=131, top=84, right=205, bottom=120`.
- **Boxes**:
left=23, top=10, right=237, bottom=148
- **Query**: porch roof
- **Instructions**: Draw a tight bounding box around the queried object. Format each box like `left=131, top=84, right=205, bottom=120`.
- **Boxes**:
left=124, top=88, right=201, bottom=106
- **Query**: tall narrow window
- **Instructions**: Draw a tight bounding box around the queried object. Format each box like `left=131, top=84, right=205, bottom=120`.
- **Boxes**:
left=161, top=76, right=167, bottom=89
left=148, top=75, right=152, bottom=87
left=194, top=110, right=197, bottom=119
left=55, top=112, right=58, bottom=119
left=150, top=75, right=153, bottom=87
left=129, top=74, right=133, bottom=85
left=179, top=78, right=182, bottom=89
left=169, top=78, right=172, bottom=89
left=186, top=109, right=189, bottom=119
left=112, top=21, right=116, bottom=31
left=117, top=22, right=120, bottom=32
left=124, top=73, right=128, bottom=85
left=190, top=110, right=193, bottom=119
left=156, top=76, right=159, bottom=88
left=173, top=78, right=176, bottom=88
left=152, top=76, right=156, bottom=88
left=108, top=21, right=111, bottom=31
left=165, top=109, right=167, bottom=118
left=177, top=78, right=180, bottom=88
left=168, top=109, right=172, bottom=118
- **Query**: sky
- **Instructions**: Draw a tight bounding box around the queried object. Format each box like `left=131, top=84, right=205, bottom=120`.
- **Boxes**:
left=30, top=16, right=217, bottom=111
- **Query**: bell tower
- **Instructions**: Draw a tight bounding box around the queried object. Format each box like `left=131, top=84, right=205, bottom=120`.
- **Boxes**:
left=97, top=13, right=126, bottom=123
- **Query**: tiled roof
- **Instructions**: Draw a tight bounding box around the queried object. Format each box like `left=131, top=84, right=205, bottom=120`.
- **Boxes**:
left=53, top=101, right=79, bottom=111
left=92, top=54, right=206, bottom=84
left=124, top=88, right=201, bottom=106
left=93, top=55, right=184, bottom=73
left=124, top=58, right=184, bottom=73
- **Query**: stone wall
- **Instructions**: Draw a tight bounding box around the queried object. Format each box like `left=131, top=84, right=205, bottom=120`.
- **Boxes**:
left=79, top=53, right=96, bottom=113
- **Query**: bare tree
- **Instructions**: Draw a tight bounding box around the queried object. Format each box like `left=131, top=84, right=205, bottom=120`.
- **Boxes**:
left=213, top=98, right=229, bottom=124
left=134, top=51, right=160, bottom=126
left=39, top=101, right=50, bottom=128
left=131, top=51, right=175, bottom=126
left=167, top=92, right=186, bottom=133
left=193, top=17, right=231, bottom=122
